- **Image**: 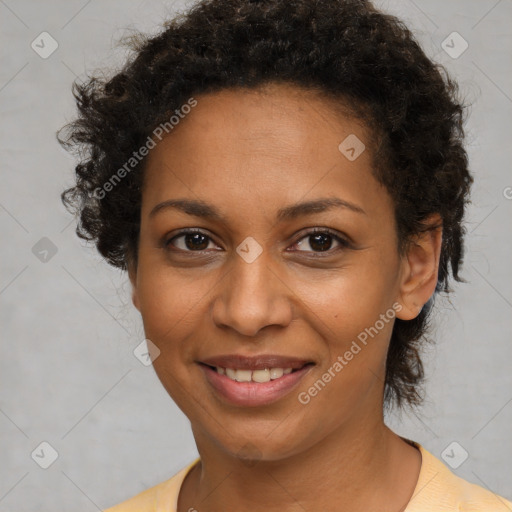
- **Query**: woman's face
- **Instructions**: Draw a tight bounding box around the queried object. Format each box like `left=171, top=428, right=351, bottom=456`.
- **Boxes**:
left=130, top=83, right=416, bottom=462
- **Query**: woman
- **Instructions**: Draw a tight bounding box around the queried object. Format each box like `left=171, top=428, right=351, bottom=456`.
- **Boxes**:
left=59, top=0, right=511, bottom=510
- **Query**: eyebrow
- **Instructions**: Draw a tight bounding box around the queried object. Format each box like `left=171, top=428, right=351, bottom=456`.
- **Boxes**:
left=149, top=197, right=366, bottom=222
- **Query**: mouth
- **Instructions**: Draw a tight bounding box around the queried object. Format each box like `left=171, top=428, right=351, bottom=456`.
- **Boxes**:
left=198, top=355, right=314, bottom=407
left=210, top=365, right=296, bottom=383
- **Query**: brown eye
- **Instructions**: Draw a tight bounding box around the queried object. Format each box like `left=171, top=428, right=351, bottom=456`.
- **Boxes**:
left=292, top=229, right=349, bottom=254
left=166, top=230, right=216, bottom=251
left=307, top=233, right=334, bottom=252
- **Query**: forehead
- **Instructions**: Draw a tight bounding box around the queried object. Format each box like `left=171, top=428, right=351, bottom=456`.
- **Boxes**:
left=141, top=83, right=391, bottom=224
left=148, top=82, right=366, bottom=159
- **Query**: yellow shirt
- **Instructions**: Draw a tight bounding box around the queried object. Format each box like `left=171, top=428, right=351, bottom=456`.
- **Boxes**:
left=104, top=442, right=512, bottom=511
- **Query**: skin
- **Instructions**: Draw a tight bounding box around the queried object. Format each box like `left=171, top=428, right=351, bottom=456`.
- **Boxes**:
left=128, top=82, right=442, bottom=512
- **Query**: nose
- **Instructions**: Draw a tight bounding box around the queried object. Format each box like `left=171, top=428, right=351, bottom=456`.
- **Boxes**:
left=211, top=250, right=294, bottom=338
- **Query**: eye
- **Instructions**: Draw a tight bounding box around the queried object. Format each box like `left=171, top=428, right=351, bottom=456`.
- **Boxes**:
left=164, top=227, right=351, bottom=255
left=289, top=228, right=350, bottom=254
left=165, top=229, right=219, bottom=252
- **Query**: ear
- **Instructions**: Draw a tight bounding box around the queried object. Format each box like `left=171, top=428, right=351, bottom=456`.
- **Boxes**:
left=127, top=258, right=141, bottom=312
left=396, top=215, right=443, bottom=321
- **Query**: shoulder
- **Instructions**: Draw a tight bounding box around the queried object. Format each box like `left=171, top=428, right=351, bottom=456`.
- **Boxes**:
left=103, top=459, right=200, bottom=512
left=407, top=443, right=512, bottom=512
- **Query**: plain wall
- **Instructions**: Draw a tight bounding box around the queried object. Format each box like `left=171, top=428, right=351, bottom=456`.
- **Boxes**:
left=1, top=0, right=511, bottom=509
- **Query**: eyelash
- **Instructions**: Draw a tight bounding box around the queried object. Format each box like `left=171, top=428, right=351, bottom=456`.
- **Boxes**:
left=164, top=227, right=351, bottom=256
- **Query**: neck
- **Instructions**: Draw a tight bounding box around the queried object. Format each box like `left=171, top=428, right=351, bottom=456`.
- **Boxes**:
left=178, top=414, right=421, bottom=512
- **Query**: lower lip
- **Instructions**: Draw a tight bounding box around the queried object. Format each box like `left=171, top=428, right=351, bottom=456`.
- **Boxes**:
left=200, top=364, right=313, bottom=407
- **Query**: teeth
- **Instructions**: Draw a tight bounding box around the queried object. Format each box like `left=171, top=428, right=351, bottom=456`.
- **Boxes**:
left=235, top=369, right=252, bottom=382
left=269, top=368, right=283, bottom=379
left=217, top=367, right=295, bottom=382
left=252, top=369, right=270, bottom=383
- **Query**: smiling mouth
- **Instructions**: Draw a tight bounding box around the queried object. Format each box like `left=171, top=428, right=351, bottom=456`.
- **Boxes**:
left=199, top=361, right=314, bottom=407
left=201, top=363, right=313, bottom=383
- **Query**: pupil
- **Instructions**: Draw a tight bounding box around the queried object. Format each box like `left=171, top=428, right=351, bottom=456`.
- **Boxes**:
left=185, top=233, right=209, bottom=250
left=310, top=233, right=332, bottom=252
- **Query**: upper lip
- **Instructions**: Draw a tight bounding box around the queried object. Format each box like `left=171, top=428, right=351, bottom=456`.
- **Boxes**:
left=199, top=354, right=313, bottom=371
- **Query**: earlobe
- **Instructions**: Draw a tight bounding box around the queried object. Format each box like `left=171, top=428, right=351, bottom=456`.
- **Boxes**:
left=395, top=215, right=443, bottom=321
left=396, top=299, right=423, bottom=321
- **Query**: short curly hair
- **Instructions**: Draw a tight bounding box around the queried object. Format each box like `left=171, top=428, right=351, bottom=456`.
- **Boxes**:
left=59, top=0, right=473, bottom=409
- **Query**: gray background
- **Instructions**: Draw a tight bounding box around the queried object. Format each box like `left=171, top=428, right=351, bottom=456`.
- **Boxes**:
left=1, top=0, right=511, bottom=510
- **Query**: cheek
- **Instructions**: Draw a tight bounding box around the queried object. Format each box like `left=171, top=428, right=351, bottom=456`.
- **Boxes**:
left=292, top=283, right=394, bottom=443
left=288, top=253, right=399, bottom=409
left=135, top=267, right=212, bottom=414
left=135, top=261, right=216, bottom=362
left=292, top=258, right=399, bottom=342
